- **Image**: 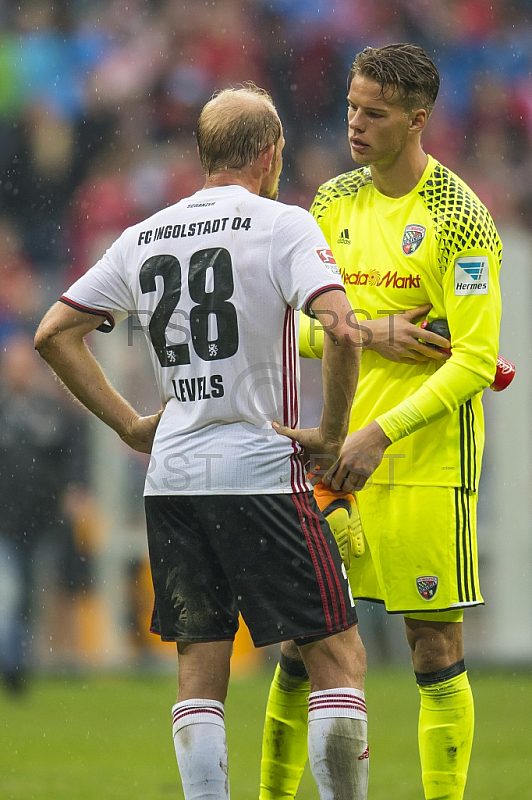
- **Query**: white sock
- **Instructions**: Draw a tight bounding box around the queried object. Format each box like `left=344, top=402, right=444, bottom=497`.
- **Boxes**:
left=308, top=688, right=369, bottom=800
left=171, top=698, right=229, bottom=800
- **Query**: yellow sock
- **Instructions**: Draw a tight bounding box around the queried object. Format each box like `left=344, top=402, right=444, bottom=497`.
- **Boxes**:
left=259, top=662, right=310, bottom=800
left=418, top=670, right=474, bottom=800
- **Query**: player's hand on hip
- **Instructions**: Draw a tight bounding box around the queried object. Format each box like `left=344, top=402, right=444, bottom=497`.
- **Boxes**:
left=365, top=304, right=450, bottom=364
left=320, top=421, right=392, bottom=492
left=120, top=408, right=164, bottom=453
left=272, top=421, right=343, bottom=475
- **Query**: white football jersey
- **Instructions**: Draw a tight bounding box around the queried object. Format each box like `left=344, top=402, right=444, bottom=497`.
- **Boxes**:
left=62, top=185, right=344, bottom=494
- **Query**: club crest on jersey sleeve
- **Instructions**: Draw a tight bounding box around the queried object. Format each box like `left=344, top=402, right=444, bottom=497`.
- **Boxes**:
left=402, top=223, right=426, bottom=255
left=454, top=256, right=489, bottom=295
left=315, top=247, right=341, bottom=275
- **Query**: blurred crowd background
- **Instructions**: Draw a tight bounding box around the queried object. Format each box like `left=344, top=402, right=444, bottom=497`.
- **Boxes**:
left=1, top=0, right=532, bottom=692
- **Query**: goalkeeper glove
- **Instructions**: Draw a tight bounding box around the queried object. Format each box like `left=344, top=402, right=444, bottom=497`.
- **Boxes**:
left=314, top=482, right=365, bottom=570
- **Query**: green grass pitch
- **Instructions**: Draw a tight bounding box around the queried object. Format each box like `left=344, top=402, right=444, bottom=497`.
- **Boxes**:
left=1, top=666, right=531, bottom=799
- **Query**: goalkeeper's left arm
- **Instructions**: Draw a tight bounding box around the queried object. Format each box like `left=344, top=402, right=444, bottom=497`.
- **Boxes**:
left=314, top=482, right=365, bottom=569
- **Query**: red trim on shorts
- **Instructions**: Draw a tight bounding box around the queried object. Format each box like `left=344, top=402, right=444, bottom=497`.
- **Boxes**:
left=302, top=492, right=341, bottom=628
left=301, top=491, right=348, bottom=628
left=292, top=491, right=352, bottom=633
left=291, top=492, right=332, bottom=631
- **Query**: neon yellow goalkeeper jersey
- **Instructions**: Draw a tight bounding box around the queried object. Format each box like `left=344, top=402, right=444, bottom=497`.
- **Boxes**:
left=306, top=154, right=502, bottom=489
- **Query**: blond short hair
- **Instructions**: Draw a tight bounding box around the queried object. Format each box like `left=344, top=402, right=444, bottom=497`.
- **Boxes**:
left=197, top=84, right=282, bottom=175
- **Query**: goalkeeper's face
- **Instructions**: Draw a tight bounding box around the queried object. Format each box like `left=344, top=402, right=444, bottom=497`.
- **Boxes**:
left=347, top=74, right=414, bottom=168
left=260, top=132, right=285, bottom=200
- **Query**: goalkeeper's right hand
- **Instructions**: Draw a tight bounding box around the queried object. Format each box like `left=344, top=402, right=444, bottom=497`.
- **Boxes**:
left=314, top=482, right=365, bottom=570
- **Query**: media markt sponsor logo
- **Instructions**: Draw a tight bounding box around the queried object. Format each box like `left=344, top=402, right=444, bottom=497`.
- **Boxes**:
left=337, top=227, right=351, bottom=245
left=339, top=267, right=421, bottom=289
left=315, top=247, right=341, bottom=275
left=454, top=255, right=489, bottom=295
left=416, top=575, right=439, bottom=600
left=402, top=223, right=426, bottom=255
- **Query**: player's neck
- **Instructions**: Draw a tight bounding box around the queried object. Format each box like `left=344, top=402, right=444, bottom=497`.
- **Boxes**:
left=203, top=169, right=260, bottom=195
left=370, top=147, right=428, bottom=199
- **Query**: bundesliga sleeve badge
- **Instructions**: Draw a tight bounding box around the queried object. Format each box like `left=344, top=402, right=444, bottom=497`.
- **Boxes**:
left=315, top=247, right=341, bottom=275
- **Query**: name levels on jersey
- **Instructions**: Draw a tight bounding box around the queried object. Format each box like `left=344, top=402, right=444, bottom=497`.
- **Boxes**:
left=137, top=216, right=251, bottom=245
left=172, top=374, right=224, bottom=403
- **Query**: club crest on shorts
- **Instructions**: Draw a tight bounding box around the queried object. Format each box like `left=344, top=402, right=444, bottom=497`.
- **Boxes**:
left=416, top=575, right=438, bottom=600
left=402, top=224, right=426, bottom=255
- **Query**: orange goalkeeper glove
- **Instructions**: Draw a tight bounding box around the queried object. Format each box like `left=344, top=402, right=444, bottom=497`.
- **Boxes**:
left=314, top=482, right=365, bottom=569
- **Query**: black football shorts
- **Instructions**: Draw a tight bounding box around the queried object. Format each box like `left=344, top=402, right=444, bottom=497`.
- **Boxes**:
left=145, top=492, right=357, bottom=647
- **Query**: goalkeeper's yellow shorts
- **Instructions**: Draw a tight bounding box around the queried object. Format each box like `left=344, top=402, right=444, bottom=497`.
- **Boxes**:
left=350, top=483, right=483, bottom=615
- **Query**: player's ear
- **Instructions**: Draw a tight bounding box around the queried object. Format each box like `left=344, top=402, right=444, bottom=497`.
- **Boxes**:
left=259, top=144, right=276, bottom=173
left=410, top=108, right=427, bottom=135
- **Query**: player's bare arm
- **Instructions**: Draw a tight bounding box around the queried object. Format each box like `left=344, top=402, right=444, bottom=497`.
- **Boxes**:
left=274, top=288, right=360, bottom=468
left=34, top=302, right=163, bottom=454
left=362, top=304, right=450, bottom=363
left=320, top=420, right=392, bottom=492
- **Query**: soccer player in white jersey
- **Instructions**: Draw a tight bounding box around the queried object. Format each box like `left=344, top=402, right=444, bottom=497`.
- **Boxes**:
left=35, top=85, right=370, bottom=800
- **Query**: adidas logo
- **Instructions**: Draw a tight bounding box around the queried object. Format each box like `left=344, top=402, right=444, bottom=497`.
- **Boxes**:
left=337, top=227, right=351, bottom=245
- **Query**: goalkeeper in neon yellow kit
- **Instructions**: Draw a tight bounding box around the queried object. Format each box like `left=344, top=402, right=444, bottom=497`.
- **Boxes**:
left=261, top=43, right=502, bottom=800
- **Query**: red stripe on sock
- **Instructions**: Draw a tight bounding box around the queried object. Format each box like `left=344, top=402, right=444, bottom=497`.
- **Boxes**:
left=309, top=700, right=367, bottom=714
left=172, top=707, right=224, bottom=724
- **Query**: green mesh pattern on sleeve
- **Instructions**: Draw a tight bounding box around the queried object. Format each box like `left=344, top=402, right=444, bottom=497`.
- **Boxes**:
left=310, top=167, right=372, bottom=223
left=419, top=163, right=503, bottom=275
